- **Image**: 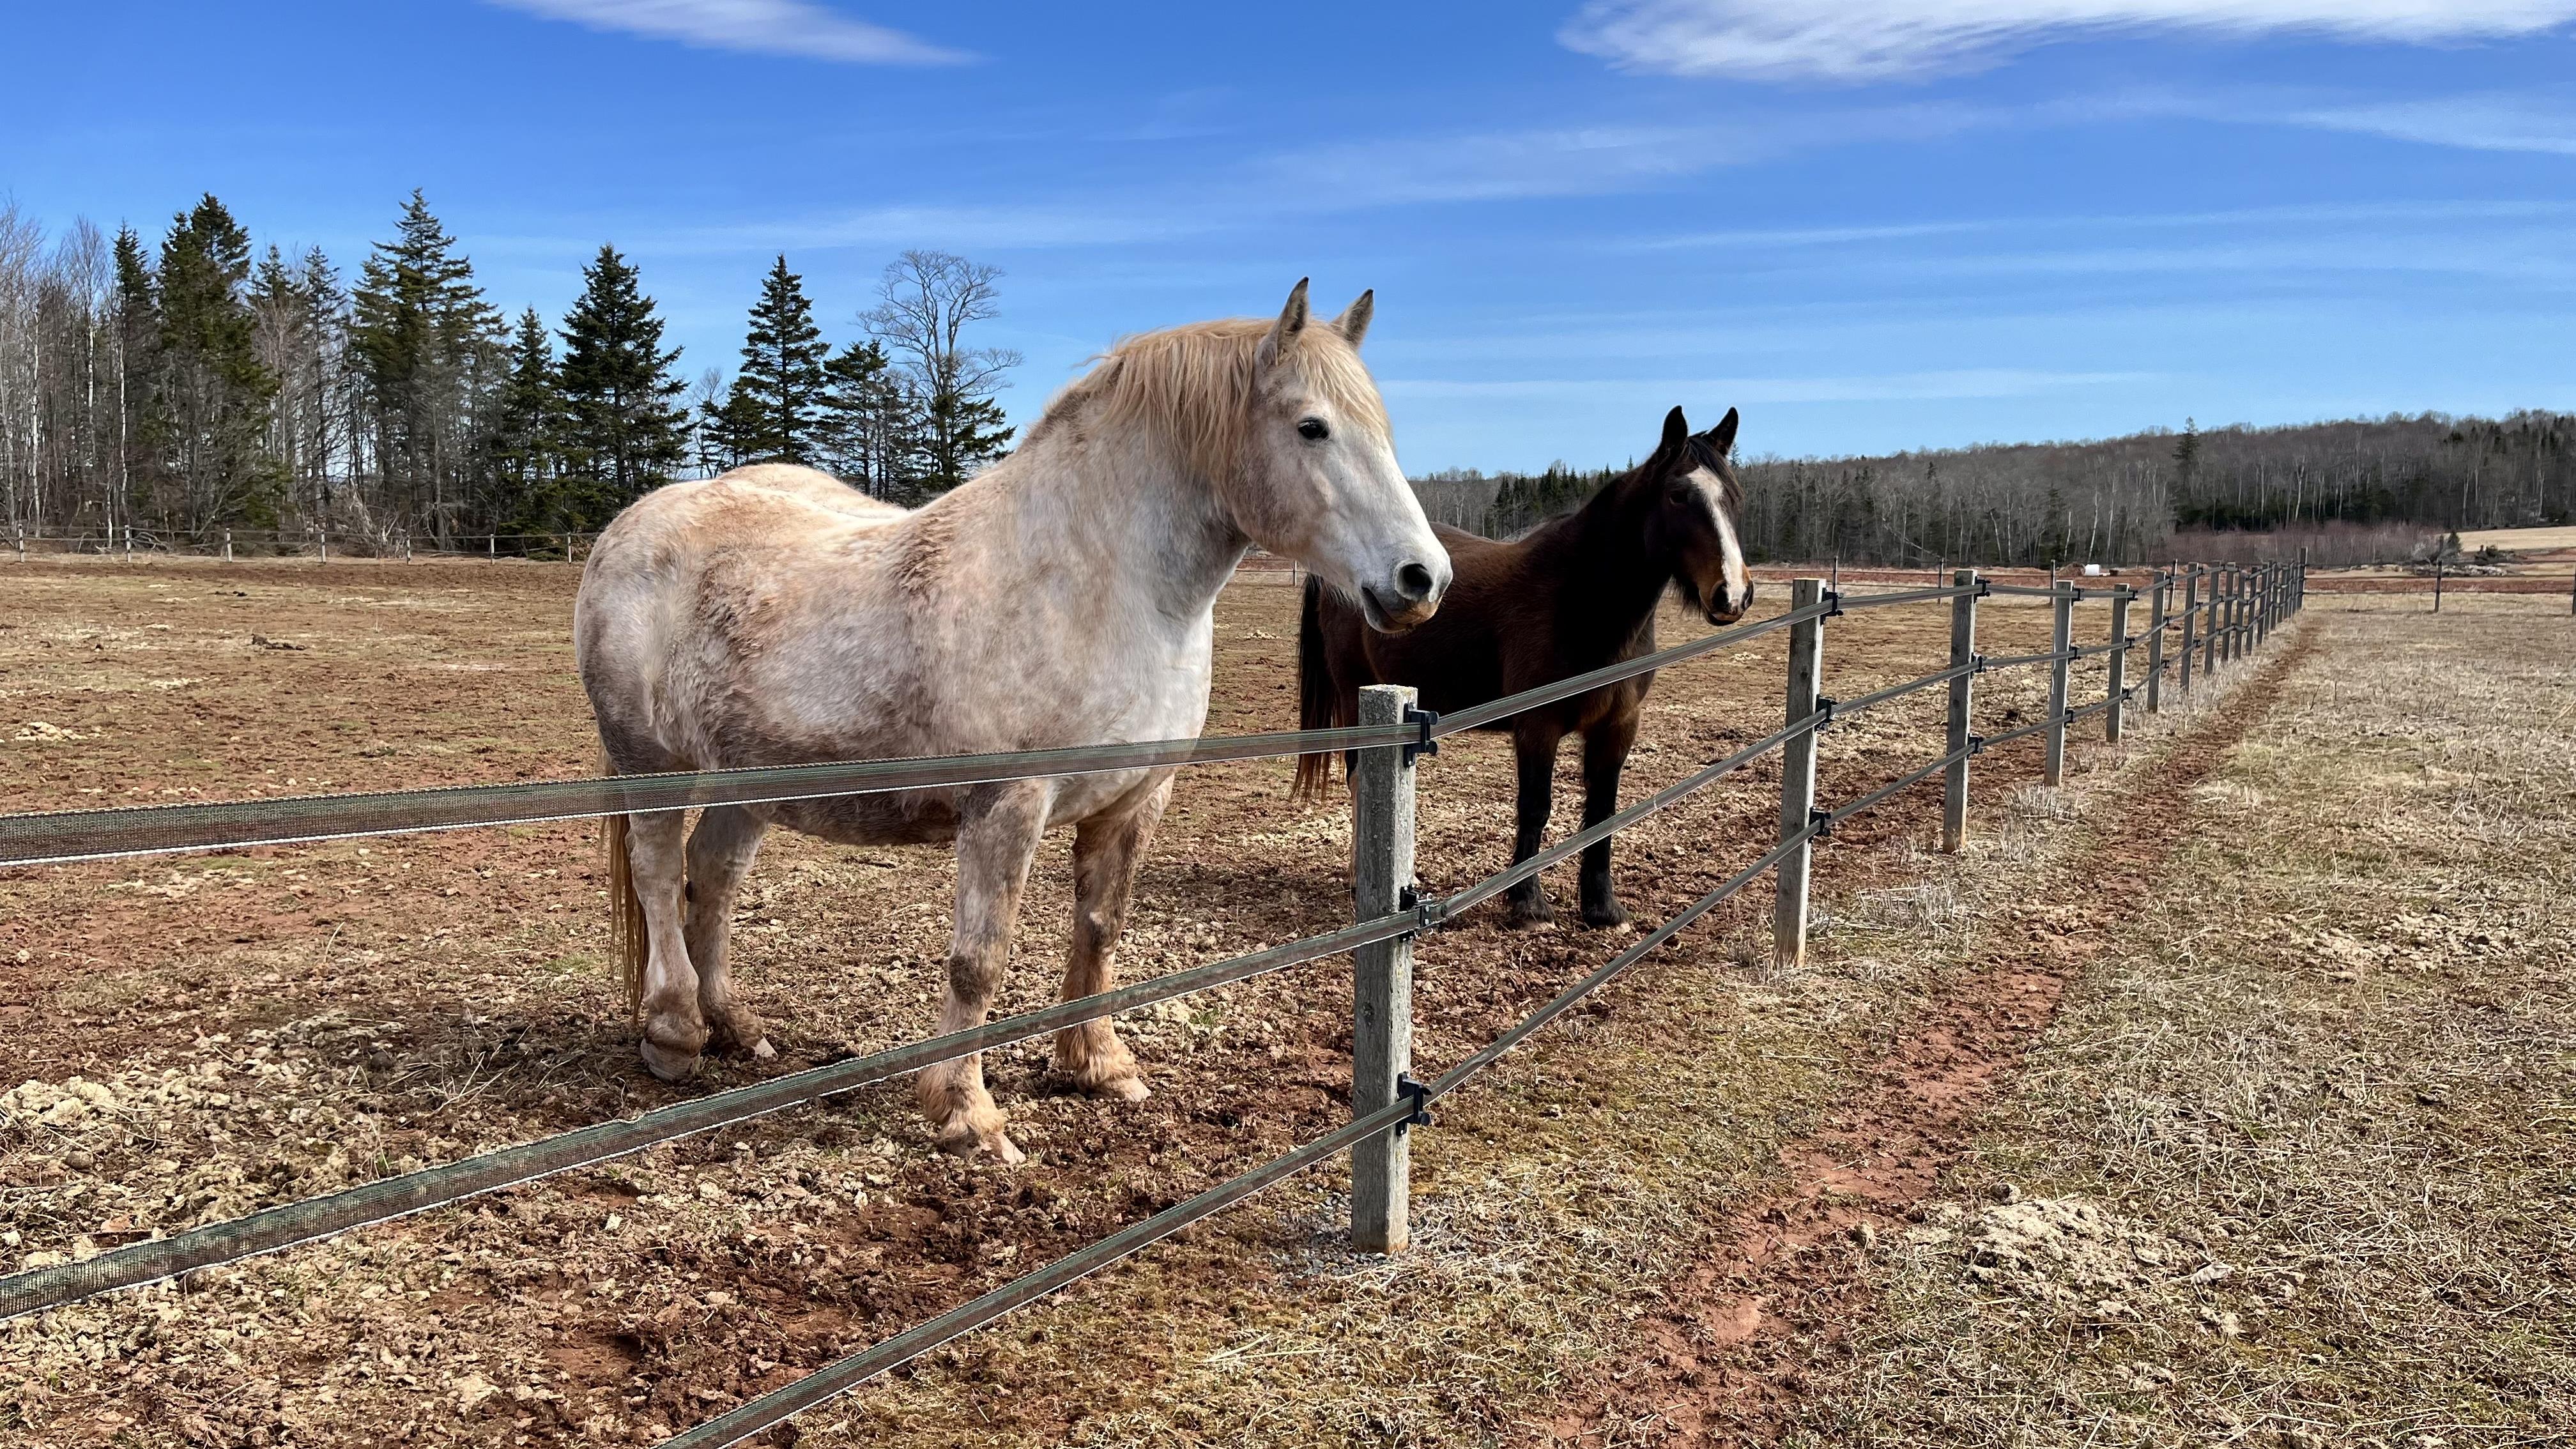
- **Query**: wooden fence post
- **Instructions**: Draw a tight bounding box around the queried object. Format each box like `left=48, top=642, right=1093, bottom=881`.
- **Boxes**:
left=1773, top=578, right=1827, bottom=968
left=2106, top=587, right=2131, bottom=743
left=221, top=529, right=233, bottom=562
left=1942, top=569, right=1977, bottom=854
left=2044, top=583, right=2074, bottom=785
left=2433, top=558, right=2442, bottom=614
left=1350, top=683, right=1418, bottom=1254
left=2145, top=570, right=2168, bottom=713
left=2179, top=567, right=2198, bottom=694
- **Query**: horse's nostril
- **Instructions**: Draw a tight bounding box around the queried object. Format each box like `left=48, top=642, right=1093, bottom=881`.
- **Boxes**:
left=1397, top=562, right=1435, bottom=601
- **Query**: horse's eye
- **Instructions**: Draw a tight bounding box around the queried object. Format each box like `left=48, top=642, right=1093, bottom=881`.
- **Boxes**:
left=1298, top=418, right=1330, bottom=441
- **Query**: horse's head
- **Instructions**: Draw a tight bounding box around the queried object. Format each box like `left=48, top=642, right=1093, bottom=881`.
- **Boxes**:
left=1643, top=405, right=1755, bottom=625
left=1226, top=280, right=1449, bottom=632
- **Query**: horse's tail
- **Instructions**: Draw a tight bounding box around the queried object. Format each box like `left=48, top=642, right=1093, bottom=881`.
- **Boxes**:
left=1293, top=575, right=1337, bottom=802
left=600, top=748, right=647, bottom=1023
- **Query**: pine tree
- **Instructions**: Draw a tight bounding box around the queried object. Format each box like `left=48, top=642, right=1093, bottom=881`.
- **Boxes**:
left=558, top=244, right=687, bottom=522
left=156, top=194, right=277, bottom=530
left=707, top=256, right=829, bottom=464
left=816, top=339, right=923, bottom=499
left=352, top=190, right=503, bottom=543
left=108, top=225, right=160, bottom=543
left=489, top=307, right=564, bottom=539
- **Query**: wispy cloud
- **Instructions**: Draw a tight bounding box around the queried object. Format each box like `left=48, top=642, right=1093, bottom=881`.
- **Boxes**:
left=1562, top=1, right=2576, bottom=82
left=2285, top=93, right=2576, bottom=155
left=485, top=0, right=969, bottom=66
left=1384, top=369, right=2150, bottom=404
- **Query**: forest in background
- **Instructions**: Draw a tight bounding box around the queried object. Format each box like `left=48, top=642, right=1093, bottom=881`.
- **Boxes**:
left=4, top=190, right=2568, bottom=564
left=1422, top=411, right=2574, bottom=565
left=0, top=193, right=1017, bottom=553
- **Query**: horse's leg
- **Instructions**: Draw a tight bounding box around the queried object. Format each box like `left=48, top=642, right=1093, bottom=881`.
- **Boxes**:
left=684, top=804, right=775, bottom=1059
left=1577, top=707, right=1640, bottom=928
left=1053, top=778, right=1170, bottom=1101
left=1506, top=721, right=1565, bottom=928
left=626, top=809, right=709, bottom=1080
left=916, top=782, right=1050, bottom=1163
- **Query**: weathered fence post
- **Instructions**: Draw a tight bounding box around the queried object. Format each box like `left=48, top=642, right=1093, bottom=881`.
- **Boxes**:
left=1942, top=569, right=1977, bottom=854
left=2044, top=582, right=2074, bottom=786
left=220, top=529, right=233, bottom=562
left=1350, top=683, right=1418, bottom=1254
left=1774, top=578, right=1827, bottom=967
left=2179, top=567, right=2198, bottom=694
left=2106, top=586, right=2131, bottom=743
left=2145, top=570, right=2168, bottom=713
left=318, top=528, right=328, bottom=563
left=2433, top=557, right=2442, bottom=614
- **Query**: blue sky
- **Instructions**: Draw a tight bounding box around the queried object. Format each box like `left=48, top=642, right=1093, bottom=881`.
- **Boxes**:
left=6, top=0, right=2575, bottom=471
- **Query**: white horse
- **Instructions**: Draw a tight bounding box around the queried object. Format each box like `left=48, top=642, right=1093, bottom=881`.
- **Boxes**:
left=575, top=282, right=1449, bottom=1161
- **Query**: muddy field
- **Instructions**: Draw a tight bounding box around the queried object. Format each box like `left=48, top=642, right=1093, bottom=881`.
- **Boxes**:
left=3, top=560, right=2568, bottom=1446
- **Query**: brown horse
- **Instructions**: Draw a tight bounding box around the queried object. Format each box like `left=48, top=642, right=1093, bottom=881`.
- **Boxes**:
left=1296, top=405, right=1752, bottom=927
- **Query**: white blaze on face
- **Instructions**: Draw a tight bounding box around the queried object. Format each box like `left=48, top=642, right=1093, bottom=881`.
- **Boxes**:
left=1685, top=464, right=1754, bottom=612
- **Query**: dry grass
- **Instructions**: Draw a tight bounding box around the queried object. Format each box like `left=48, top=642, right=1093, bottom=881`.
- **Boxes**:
left=1805, top=594, right=2576, bottom=1446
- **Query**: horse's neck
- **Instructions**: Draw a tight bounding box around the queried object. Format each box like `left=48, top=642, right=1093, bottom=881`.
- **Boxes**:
left=982, top=431, right=1247, bottom=629
left=1533, top=471, right=1672, bottom=650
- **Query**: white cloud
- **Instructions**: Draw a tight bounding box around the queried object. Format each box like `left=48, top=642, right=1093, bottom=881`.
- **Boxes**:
left=1384, top=369, right=2150, bottom=404
left=1562, top=1, right=2576, bottom=82
left=486, top=0, right=968, bottom=65
left=2286, top=95, right=2576, bottom=155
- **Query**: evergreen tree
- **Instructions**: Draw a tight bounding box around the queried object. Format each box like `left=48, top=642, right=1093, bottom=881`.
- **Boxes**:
left=352, top=190, right=503, bottom=543
left=558, top=244, right=687, bottom=521
left=108, top=224, right=161, bottom=541
left=816, top=339, right=921, bottom=499
left=488, top=307, right=565, bottom=537
left=707, top=255, right=829, bottom=464
left=156, top=194, right=277, bottom=530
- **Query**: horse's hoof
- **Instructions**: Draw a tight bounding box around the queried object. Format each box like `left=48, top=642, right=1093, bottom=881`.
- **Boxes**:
left=1581, top=901, right=1632, bottom=930
left=639, top=1039, right=703, bottom=1083
left=935, top=1124, right=1026, bottom=1165
left=1504, top=901, right=1556, bottom=930
left=1091, top=1074, right=1151, bottom=1103
left=705, top=1004, right=774, bottom=1059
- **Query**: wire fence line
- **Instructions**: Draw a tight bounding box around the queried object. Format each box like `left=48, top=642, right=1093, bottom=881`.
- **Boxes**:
left=0, top=556, right=2310, bottom=1447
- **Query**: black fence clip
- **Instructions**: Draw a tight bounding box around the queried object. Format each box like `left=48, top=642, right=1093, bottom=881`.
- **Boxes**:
left=1399, top=884, right=1448, bottom=933
left=1821, top=588, right=1844, bottom=618
left=1396, top=1073, right=1434, bottom=1128
left=1977, top=579, right=1993, bottom=598
left=1968, top=732, right=1987, bottom=755
left=1402, top=706, right=1440, bottom=766
left=1809, top=806, right=1835, bottom=839
left=1812, top=696, right=1837, bottom=732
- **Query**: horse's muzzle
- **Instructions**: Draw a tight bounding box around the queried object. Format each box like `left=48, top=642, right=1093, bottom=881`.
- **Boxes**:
left=1362, top=560, right=1444, bottom=632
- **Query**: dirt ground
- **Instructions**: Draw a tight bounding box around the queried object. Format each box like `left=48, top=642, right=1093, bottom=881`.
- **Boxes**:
left=1, top=560, right=2564, bottom=1446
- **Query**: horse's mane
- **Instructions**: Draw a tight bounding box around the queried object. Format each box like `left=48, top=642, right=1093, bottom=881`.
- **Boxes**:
left=1031, top=317, right=1390, bottom=480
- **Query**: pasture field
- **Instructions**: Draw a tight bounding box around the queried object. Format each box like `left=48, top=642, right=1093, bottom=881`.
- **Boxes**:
left=1, top=562, right=2568, bottom=1446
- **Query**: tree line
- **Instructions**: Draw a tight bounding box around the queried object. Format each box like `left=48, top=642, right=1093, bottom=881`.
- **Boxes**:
left=0, top=193, right=1019, bottom=551
left=1424, top=411, right=2574, bottom=564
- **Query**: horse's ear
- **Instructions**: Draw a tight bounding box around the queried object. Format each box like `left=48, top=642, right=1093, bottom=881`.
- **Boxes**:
left=1700, top=406, right=1740, bottom=459
left=1333, top=289, right=1373, bottom=348
left=1656, top=405, right=1690, bottom=461
left=1259, top=278, right=1312, bottom=368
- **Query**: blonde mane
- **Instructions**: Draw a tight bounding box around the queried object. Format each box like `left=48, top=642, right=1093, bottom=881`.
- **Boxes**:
left=1031, top=317, right=1390, bottom=481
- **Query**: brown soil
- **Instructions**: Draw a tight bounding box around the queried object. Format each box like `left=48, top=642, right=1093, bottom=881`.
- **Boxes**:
left=1, top=556, right=2202, bottom=1446
left=1526, top=627, right=2320, bottom=1445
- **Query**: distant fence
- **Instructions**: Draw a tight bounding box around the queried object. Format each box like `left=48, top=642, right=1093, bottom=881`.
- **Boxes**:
left=0, top=560, right=2315, bottom=1445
